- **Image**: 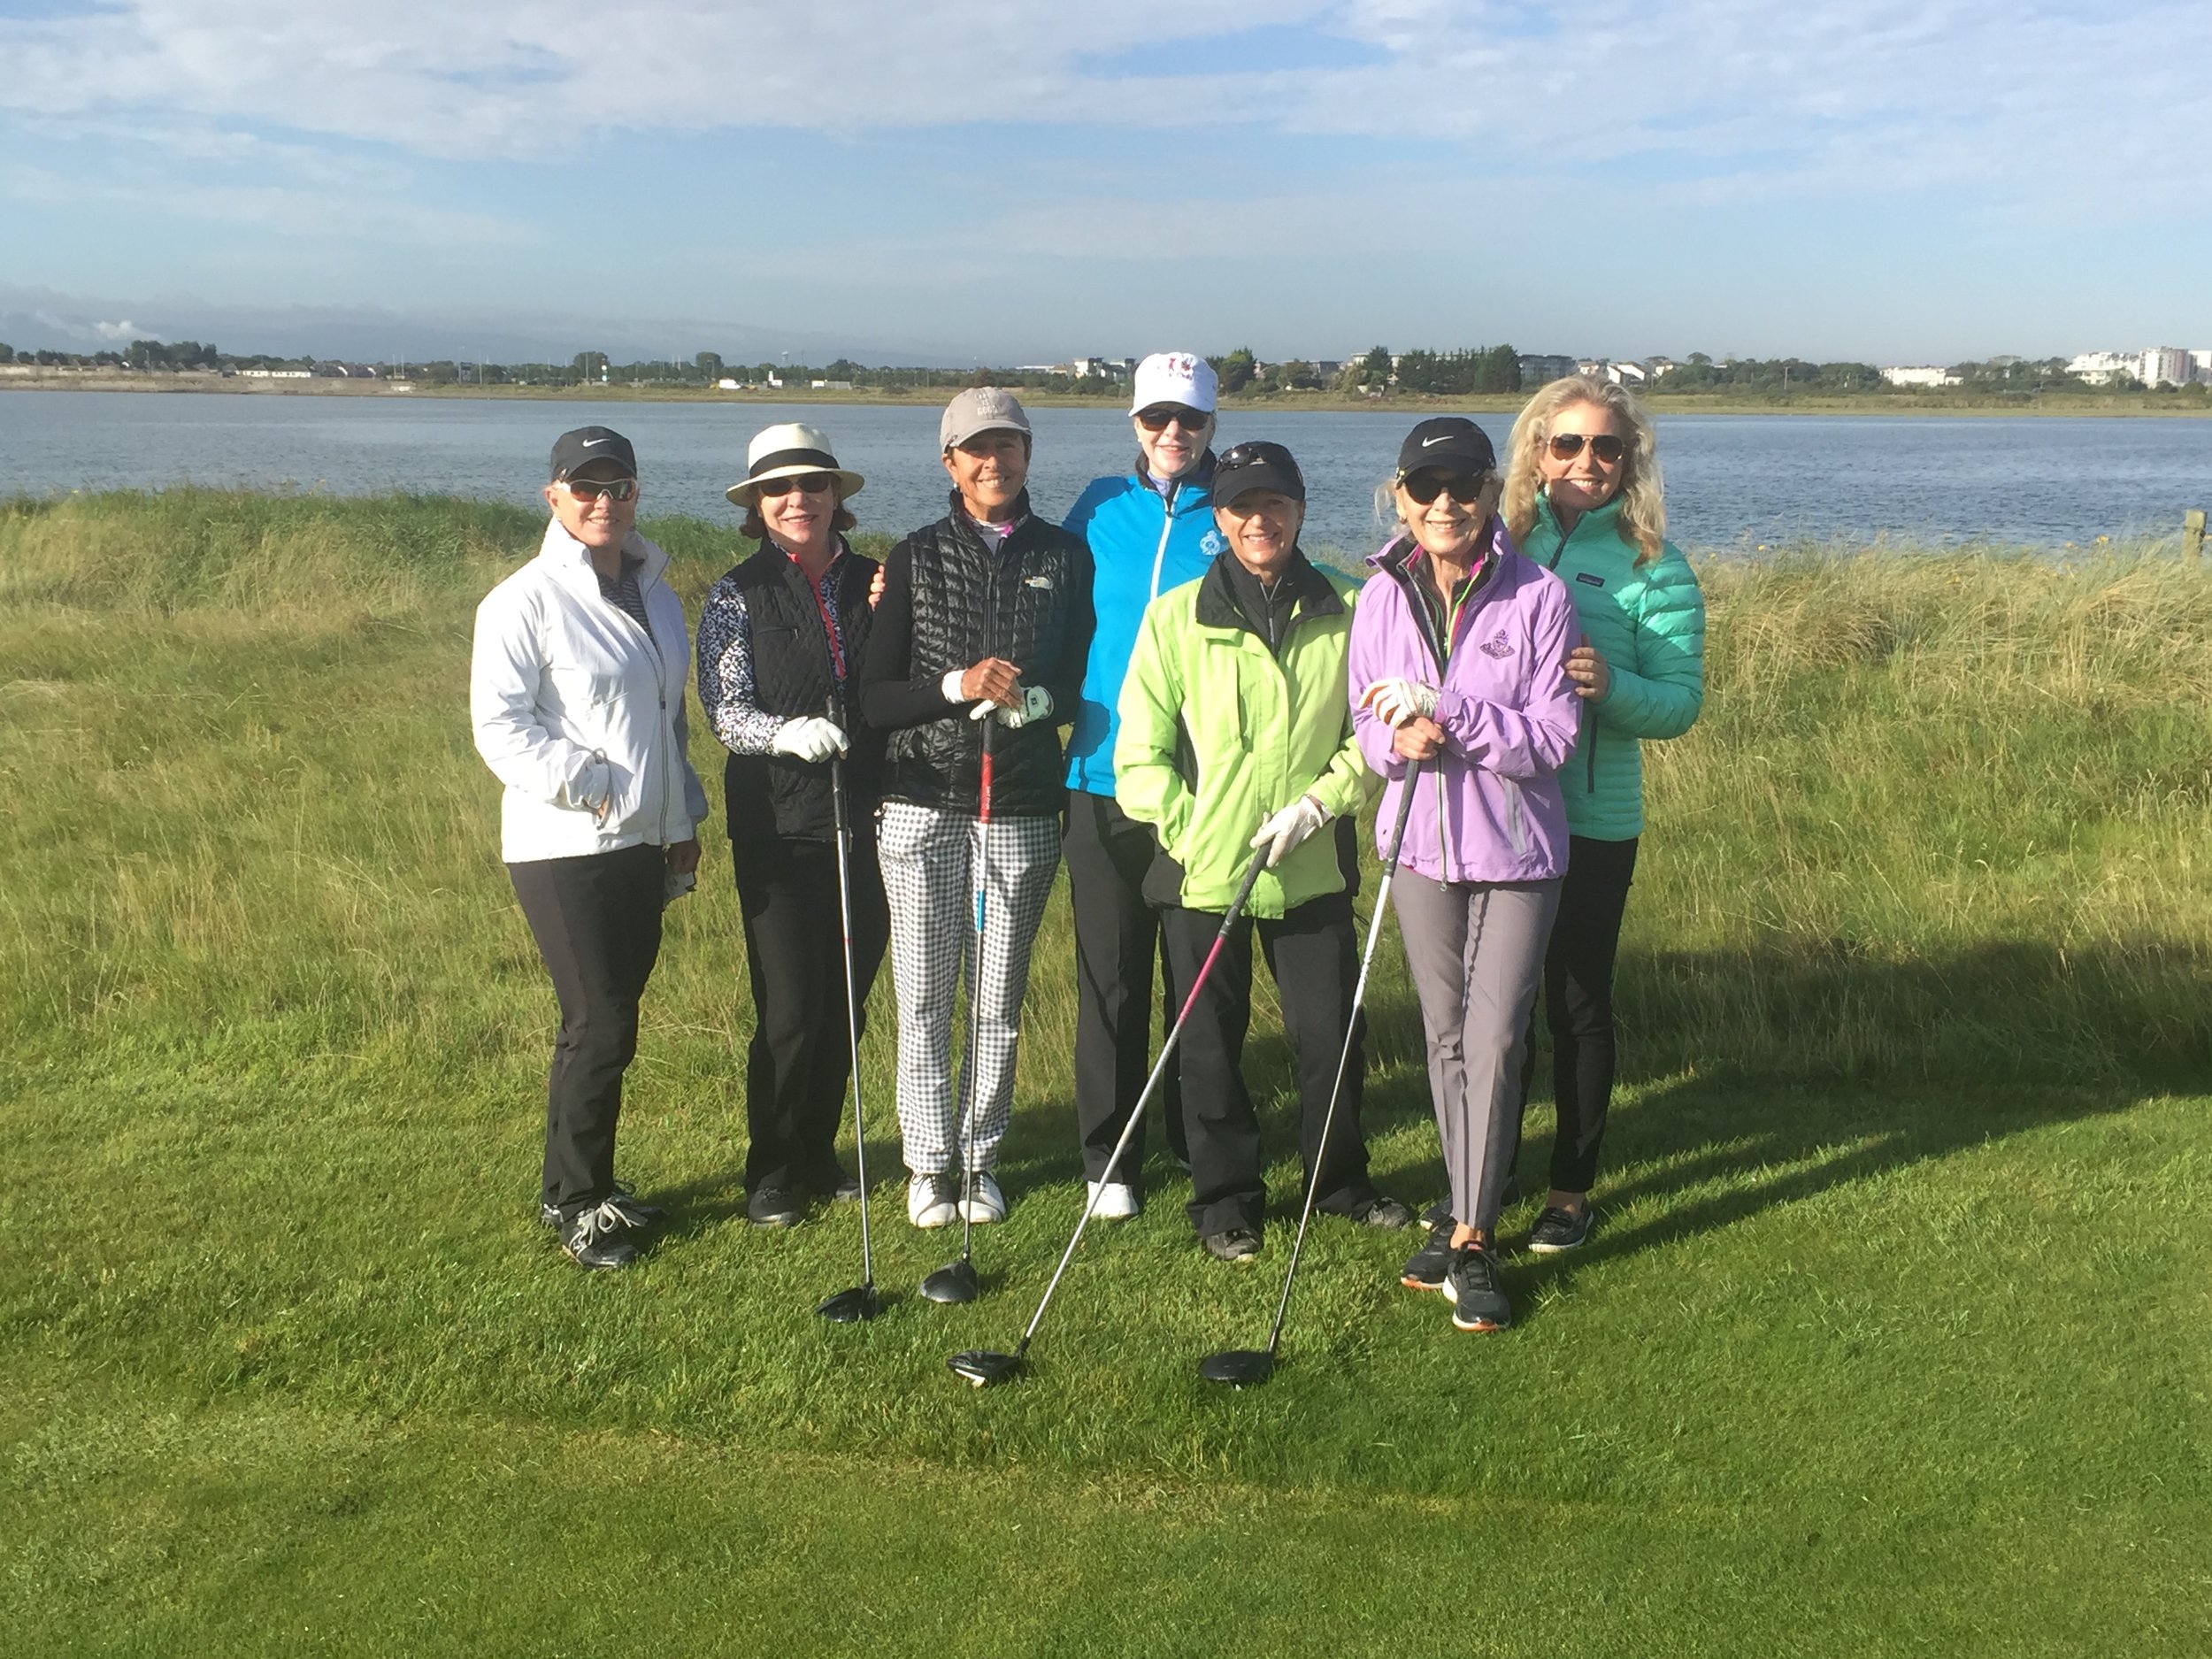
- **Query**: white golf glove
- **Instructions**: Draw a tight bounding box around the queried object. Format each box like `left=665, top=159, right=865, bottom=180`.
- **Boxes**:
left=1250, top=794, right=1331, bottom=867
left=770, top=716, right=849, bottom=764
left=1358, top=677, right=1440, bottom=728
left=967, top=685, right=1053, bottom=728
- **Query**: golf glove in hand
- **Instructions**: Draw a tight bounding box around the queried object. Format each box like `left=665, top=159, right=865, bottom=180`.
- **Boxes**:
left=1359, top=677, right=1440, bottom=728
left=771, top=717, right=849, bottom=764
left=1250, top=794, right=1330, bottom=867
left=967, top=685, right=1053, bottom=728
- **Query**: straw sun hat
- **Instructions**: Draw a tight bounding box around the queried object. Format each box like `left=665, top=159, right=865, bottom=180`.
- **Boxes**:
left=726, top=422, right=865, bottom=506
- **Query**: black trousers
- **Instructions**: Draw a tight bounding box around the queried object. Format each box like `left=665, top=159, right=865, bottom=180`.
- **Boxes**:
left=734, top=833, right=889, bottom=1194
left=1517, top=834, right=1640, bottom=1194
left=509, top=842, right=666, bottom=1220
left=1064, top=789, right=1187, bottom=1186
left=1160, top=893, right=1376, bottom=1237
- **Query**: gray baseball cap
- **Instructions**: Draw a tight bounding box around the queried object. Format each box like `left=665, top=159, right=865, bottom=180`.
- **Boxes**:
left=940, top=387, right=1032, bottom=451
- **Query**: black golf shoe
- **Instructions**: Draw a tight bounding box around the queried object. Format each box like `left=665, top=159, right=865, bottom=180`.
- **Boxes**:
left=542, top=1179, right=662, bottom=1233
left=808, top=1164, right=864, bottom=1204
left=746, top=1186, right=806, bottom=1228
left=1444, top=1244, right=1510, bottom=1332
left=559, top=1202, right=640, bottom=1271
left=1202, top=1228, right=1263, bottom=1263
left=1527, top=1203, right=1594, bottom=1253
left=1351, top=1194, right=1416, bottom=1230
left=1400, top=1218, right=1455, bottom=1291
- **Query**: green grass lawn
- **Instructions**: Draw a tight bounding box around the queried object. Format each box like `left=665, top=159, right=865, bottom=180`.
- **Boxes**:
left=4, top=492, right=2209, bottom=1655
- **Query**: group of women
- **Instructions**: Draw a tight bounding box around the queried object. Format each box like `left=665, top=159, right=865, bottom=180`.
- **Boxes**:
left=469, top=361, right=1706, bottom=1334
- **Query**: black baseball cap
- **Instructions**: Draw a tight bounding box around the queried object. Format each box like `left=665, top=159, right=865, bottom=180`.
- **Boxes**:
left=1212, top=441, right=1306, bottom=506
left=1395, top=417, right=1496, bottom=480
left=549, top=426, right=638, bottom=481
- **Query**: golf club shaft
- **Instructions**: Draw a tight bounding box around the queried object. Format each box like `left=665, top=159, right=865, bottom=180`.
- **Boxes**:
left=827, top=691, right=872, bottom=1289
left=1010, top=847, right=1271, bottom=1350
left=953, top=719, right=993, bottom=1262
left=1261, top=760, right=1424, bottom=1356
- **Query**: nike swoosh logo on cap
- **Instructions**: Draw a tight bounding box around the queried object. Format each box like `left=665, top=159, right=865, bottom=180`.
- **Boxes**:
left=582, top=438, right=614, bottom=447
left=1422, top=434, right=1455, bottom=446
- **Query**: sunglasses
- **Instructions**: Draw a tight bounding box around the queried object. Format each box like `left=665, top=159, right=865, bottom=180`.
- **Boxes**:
left=1135, top=404, right=1210, bottom=432
left=1401, top=471, right=1490, bottom=506
left=563, top=477, right=636, bottom=502
left=1548, top=432, right=1626, bottom=464
left=758, top=472, right=834, bottom=497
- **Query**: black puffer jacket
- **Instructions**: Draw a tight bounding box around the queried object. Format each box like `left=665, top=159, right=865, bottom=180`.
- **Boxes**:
left=860, top=490, right=1094, bottom=818
left=715, top=542, right=881, bottom=846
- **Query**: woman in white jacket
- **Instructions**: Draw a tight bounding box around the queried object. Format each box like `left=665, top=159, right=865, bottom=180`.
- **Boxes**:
left=470, top=426, right=708, bottom=1270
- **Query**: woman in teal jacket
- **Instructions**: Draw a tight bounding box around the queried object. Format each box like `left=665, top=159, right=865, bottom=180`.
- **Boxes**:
left=1500, top=375, right=1705, bottom=1252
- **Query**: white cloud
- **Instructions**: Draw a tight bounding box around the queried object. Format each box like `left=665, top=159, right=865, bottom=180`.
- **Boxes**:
left=92, top=319, right=142, bottom=340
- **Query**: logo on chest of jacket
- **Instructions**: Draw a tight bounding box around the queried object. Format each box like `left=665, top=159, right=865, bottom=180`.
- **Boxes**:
left=1025, top=574, right=1055, bottom=590
left=1576, top=572, right=1606, bottom=588
left=1202, top=530, right=1227, bottom=557
left=1479, top=632, right=1512, bottom=659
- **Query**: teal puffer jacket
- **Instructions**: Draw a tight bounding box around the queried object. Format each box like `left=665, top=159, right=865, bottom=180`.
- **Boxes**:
left=1517, top=495, right=1705, bottom=840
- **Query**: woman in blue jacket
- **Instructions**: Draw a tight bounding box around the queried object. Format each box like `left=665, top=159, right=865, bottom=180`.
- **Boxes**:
left=1500, top=376, right=1705, bottom=1252
left=1058, top=352, right=1226, bottom=1218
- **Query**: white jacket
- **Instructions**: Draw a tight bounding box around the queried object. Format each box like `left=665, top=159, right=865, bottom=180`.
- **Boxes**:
left=471, top=519, right=710, bottom=864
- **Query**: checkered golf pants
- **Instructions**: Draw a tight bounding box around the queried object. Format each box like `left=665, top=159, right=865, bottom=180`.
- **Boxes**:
left=876, top=800, right=1063, bottom=1176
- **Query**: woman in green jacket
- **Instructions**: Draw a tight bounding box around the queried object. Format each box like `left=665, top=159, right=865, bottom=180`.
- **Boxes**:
left=1500, top=376, right=1705, bottom=1251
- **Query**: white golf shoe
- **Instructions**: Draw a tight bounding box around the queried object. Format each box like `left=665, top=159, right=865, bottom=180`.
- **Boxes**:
left=1087, top=1180, right=1141, bottom=1221
left=958, top=1171, right=1008, bottom=1225
left=907, top=1173, right=958, bottom=1230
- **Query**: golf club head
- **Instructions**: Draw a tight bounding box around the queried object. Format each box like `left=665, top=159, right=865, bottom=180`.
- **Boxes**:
left=918, top=1259, right=981, bottom=1304
left=816, top=1285, right=880, bottom=1323
left=948, top=1348, right=1022, bottom=1388
left=1198, top=1348, right=1276, bottom=1387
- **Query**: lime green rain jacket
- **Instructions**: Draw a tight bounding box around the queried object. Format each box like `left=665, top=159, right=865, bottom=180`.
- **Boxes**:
left=1517, top=495, right=1707, bottom=841
left=1115, top=553, right=1377, bottom=918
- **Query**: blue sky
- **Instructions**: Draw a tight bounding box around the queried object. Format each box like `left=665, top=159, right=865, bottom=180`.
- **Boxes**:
left=1, top=0, right=2205, bottom=365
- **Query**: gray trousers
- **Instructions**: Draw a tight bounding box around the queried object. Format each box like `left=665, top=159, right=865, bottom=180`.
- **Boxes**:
left=1394, top=871, right=1561, bottom=1233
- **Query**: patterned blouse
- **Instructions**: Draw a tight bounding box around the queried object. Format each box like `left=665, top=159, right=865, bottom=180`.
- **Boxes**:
left=696, top=541, right=855, bottom=756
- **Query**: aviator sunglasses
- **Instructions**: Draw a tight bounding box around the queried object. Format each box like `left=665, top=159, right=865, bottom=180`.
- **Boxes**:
left=758, top=472, right=835, bottom=496
left=1547, top=432, right=1626, bottom=464
left=1136, top=404, right=1210, bottom=432
left=1400, top=470, right=1490, bottom=506
left=563, top=476, right=637, bottom=502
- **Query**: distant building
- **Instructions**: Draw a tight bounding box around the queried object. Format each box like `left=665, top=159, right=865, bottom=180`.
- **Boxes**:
left=2139, top=346, right=2192, bottom=387
left=2068, top=350, right=2134, bottom=385
left=2192, top=349, right=2212, bottom=379
left=1517, top=353, right=1578, bottom=385
left=1881, top=365, right=1962, bottom=388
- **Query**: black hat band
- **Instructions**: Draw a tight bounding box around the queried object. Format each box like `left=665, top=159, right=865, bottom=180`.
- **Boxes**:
left=748, top=447, right=839, bottom=479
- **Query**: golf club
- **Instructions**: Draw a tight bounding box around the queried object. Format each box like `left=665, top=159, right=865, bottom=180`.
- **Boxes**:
left=1199, top=760, right=1424, bottom=1387
left=920, top=713, right=992, bottom=1305
left=817, top=690, right=880, bottom=1324
left=949, top=847, right=1271, bottom=1387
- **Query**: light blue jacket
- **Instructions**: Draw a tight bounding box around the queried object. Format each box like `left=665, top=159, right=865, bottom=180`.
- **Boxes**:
left=1063, top=459, right=1224, bottom=795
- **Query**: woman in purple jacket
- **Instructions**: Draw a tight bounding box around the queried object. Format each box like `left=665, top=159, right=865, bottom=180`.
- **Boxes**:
left=1349, top=417, right=1580, bottom=1333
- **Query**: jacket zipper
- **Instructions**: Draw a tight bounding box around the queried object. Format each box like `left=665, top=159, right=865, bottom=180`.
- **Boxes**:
left=1544, top=513, right=1601, bottom=798
left=1151, top=480, right=1178, bottom=601
left=610, top=564, right=676, bottom=843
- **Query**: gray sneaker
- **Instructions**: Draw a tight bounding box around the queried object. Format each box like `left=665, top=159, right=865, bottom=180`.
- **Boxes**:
left=1526, top=1204, right=1594, bottom=1254
left=558, top=1201, right=640, bottom=1271
left=1444, top=1244, right=1510, bottom=1332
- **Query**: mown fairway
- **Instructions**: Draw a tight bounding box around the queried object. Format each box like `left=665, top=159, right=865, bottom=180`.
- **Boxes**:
left=3, top=492, right=2208, bottom=1656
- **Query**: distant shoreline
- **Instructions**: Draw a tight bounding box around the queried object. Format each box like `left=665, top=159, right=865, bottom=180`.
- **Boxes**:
left=3, top=368, right=2208, bottom=419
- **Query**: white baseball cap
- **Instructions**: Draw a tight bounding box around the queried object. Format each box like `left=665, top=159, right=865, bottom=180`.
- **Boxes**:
left=1129, top=352, right=1217, bottom=417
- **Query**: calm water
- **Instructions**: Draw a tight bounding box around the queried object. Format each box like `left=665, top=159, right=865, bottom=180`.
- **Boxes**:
left=4, top=390, right=2208, bottom=556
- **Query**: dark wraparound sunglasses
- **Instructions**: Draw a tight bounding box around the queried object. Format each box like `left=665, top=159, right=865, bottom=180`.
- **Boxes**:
left=563, top=477, right=637, bottom=502
left=759, top=472, right=835, bottom=496
left=1400, top=471, right=1490, bottom=505
left=1136, top=404, right=1210, bottom=432
left=1548, top=433, right=1626, bottom=464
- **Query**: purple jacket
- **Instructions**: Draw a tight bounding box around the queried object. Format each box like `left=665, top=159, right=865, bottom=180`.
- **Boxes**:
left=1348, top=528, right=1579, bottom=885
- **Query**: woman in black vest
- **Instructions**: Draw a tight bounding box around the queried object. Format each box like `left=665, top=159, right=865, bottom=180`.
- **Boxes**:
left=861, top=388, right=1094, bottom=1230
left=698, top=423, right=887, bottom=1228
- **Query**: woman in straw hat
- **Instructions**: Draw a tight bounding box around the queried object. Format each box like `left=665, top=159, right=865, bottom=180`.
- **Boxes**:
left=697, top=423, right=887, bottom=1228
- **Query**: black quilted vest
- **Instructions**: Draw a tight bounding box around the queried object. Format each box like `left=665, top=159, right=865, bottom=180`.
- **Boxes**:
left=885, top=492, right=1082, bottom=818
left=720, top=541, right=881, bottom=846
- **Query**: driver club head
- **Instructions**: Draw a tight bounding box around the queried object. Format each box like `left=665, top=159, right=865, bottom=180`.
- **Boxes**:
left=918, top=1259, right=981, bottom=1305
left=948, top=1348, right=1023, bottom=1388
left=1198, top=1348, right=1276, bottom=1387
left=816, top=1285, right=880, bottom=1323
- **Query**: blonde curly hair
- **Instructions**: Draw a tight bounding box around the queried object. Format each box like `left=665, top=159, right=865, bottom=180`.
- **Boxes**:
left=1502, top=375, right=1665, bottom=565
